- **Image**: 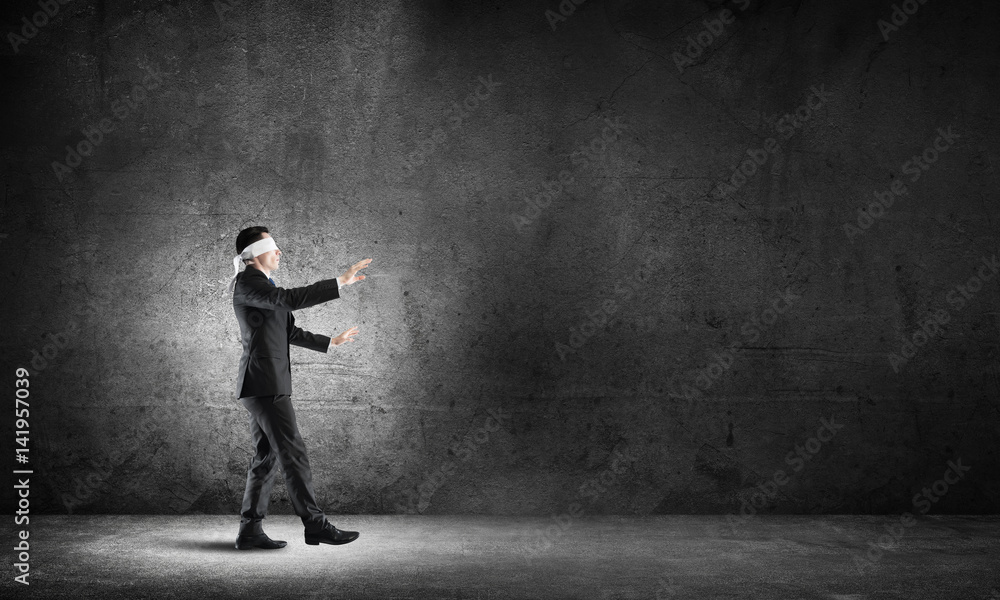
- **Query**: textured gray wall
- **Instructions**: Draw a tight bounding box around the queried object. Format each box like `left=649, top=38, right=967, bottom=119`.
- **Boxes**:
left=2, top=0, right=998, bottom=518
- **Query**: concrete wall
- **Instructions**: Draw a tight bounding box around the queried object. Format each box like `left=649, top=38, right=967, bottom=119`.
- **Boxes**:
left=2, top=0, right=997, bottom=517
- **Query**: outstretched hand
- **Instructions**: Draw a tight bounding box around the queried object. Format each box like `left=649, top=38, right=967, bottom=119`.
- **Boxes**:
left=331, top=326, right=359, bottom=346
left=339, top=258, right=372, bottom=286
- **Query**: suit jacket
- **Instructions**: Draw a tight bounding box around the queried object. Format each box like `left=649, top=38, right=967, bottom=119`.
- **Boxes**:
left=232, top=265, right=341, bottom=398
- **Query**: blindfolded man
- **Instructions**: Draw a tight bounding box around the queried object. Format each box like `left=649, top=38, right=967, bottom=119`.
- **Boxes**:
left=229, top=225, right=372, bottom=550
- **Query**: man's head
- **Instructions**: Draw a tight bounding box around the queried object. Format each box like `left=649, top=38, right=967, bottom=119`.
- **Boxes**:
left=236, top=225, right=281, bottom=274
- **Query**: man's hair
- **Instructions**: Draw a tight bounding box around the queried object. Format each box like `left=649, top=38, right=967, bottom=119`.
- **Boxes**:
left=236, top=226, right=270, bottom=264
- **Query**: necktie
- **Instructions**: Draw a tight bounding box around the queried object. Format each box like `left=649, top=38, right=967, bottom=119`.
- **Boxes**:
left=268, top=278, right=276, bottom=286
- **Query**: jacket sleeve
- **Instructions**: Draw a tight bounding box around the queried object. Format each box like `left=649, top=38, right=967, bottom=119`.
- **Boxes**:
left=238, top=271, right=340, bottom=311
left=289, top=313, right=332, bottom=352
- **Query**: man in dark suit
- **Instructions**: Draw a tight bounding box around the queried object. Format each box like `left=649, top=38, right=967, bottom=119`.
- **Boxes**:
left=229, top=225, right=372, bottom=550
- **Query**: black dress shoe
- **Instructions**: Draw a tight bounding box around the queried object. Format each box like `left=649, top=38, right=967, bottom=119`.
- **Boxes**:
left=304, top=521, right=360, bottom=546
left=235, top=532, right=288, bottom=550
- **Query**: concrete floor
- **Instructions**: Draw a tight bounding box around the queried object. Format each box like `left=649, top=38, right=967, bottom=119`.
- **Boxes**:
left=2, top=515, right=998, bottom=599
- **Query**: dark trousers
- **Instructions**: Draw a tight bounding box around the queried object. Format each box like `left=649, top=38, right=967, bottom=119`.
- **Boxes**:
left=239, top=394, right=327, bottom=535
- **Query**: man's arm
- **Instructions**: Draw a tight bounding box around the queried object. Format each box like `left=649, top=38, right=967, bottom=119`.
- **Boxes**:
left=238, top=271, right=340, bottom=311
left=289, top=323, right=359, bottom=351
left=289, top=322, right=332, bottom=353
left=270, top=258, right=371, bottom=350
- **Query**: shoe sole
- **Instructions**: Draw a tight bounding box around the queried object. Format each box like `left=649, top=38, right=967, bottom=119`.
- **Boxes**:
left=235, top=539, right=287, bottom=550
left=304, top=534, right=360, bottom=546
left=235, top=543, right=287, bottom=550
